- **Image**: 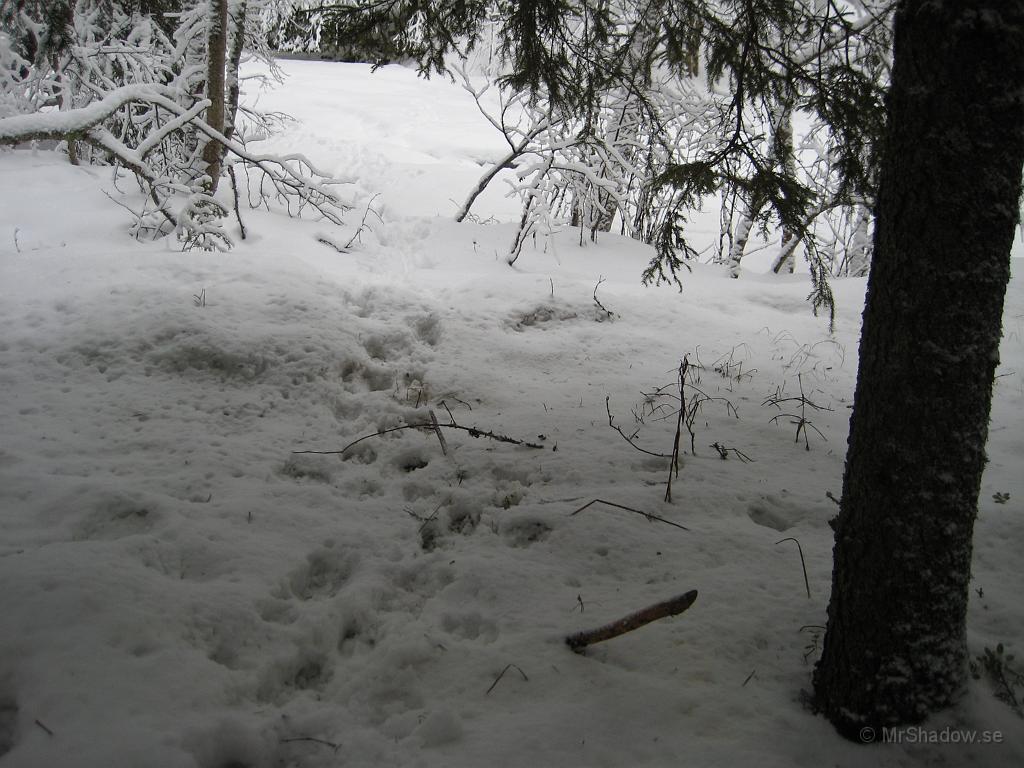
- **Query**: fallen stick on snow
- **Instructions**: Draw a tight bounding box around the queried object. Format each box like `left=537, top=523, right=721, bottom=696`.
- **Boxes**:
left=428, top=409, right=448, bottom=456
left=565, top=590, right=698, bottom=652
left=485, top=663, right=529, bottom=695
left=569, top=498, right=690, bottom=531
left=293, top=419, right=545, bottom=456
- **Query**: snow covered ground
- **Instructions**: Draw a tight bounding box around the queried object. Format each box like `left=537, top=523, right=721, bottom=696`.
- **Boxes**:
left=1, top=60, right=1022, bottom=768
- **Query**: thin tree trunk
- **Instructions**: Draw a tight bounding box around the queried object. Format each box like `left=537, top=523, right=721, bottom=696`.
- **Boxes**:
left=813, top=0, right=1024, bottom=739
left=223, top=0, right=248, bottom=144
left=53, top=1, right=79, bottom=165
left=770, top=99, right=797, bottom=274
left=845, top=205, right=872, bottom=277
left=734, top=92, right=796, bottom=277
left=727, top=195, right=756, bottom=278
left=201, top=0, right=228, bottom=193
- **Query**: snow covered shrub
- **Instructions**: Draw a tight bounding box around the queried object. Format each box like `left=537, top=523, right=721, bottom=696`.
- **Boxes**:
left=261, top=0, right=409, bottom=62
left=0, top=31, right=32, bottom=119
left=0, top=0, right=349, bottom=249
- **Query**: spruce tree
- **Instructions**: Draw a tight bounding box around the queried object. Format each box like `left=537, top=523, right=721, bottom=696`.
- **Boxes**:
left=812, top=0, right=1024, bottom=735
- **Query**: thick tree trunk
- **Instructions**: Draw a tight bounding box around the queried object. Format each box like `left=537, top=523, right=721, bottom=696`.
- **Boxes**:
left=201, top=0, right=228, bottom=193
left=813, top=0, right=1024, bottom=739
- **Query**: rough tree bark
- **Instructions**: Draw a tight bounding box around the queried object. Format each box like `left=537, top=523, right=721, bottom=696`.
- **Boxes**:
left=813, top=0, right=1024, bottom=739
left=201, top=0, right=228, bottom=192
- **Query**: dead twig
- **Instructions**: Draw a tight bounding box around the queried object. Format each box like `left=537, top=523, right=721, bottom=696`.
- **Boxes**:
left=710, top=442, right=753, bottom=462
left=570, top=498, right=689, bottom=531
left=419, top=499, right=445, bottom=532
left=280, top=736, right=342, bottom=752
left=665, top=358, right=688, bottom=502
left=776, top=537, right=811, bottom=599
left=227, top=163, right=246, bottom=240
left=566, top=590, right=699, bottom=652
left=439, top=396, right=473, bottom=411
left=486, top=663, right=529, bottom=694
left=606, top=396, right=672, bottom=459
left=762, top=373, right=831, bottom=451
left=428, top=409, right=448, bottom=456
left=34, top=719, right=54, bottom=737
left=405, top=498, right=445, bottom=532
left=593, top=276, right=616, bottom=320
left=294, top=418, right=545, bottom=456
left=343, top=192, right=383, bottom=250
left=316, top=234, right=347, bottom=253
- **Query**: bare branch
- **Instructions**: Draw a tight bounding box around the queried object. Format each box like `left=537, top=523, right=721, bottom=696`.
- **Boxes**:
left=570, top=499, right=689, bottom=532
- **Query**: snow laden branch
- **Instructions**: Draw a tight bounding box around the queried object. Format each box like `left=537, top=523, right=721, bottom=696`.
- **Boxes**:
left=0, top=84, right=350, bottom=246
left=447, top=22, right=723, bottom=270
left=0, top=84, right=172, bottom=144
left=1, top=0, right=345, bottom=249
left=451, top=63, right=552, bottom=223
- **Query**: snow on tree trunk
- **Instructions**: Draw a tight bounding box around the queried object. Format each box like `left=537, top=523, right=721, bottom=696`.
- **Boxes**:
left=201, top=0, right=228, bottom=193
left=813, top=0, right=1024, bottom=738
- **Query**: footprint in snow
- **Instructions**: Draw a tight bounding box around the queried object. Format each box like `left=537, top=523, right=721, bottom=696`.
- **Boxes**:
left=747, top=493, right=806, bottom=532
left=285, top=545, right=359, bottom=601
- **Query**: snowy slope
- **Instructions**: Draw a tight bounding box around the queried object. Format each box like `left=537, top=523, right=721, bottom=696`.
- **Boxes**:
left=0, top=61, right=1021, bottom=768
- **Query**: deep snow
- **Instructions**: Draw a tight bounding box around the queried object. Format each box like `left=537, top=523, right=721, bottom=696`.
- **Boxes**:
left=0, top=60, right=1022, bottom=768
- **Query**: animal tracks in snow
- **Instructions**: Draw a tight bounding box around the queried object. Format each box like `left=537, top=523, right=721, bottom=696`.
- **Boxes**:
left=746, top=492, right=808, bottom=533
left=284, top=545, right=359, bottom=601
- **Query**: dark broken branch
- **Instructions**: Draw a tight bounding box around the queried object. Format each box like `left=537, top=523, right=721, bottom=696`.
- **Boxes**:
left=279, top=736, right=342, bottom=752
left=566, top=590, right=699, bottom=652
